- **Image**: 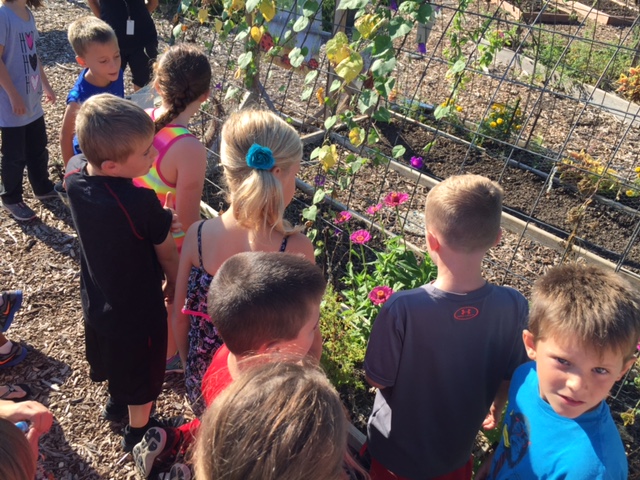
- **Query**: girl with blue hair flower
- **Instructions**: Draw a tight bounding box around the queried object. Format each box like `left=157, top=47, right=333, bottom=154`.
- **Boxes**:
left=172, top=109, right=318, bottom=417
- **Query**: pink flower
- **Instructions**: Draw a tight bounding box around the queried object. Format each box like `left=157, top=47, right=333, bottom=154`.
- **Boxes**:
left=369, top=286, right=394, bottom=305
left=350, top=229, right=371, bottom=244
left=410, top=156, right=424, bottom=169
left=384, top=191, right=409, bottom=207
left=366, top=203, right=383, bottom=215
left=335, top=211, right=352, bottom=224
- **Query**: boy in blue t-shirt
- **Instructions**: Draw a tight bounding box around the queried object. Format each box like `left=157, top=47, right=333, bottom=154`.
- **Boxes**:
left=478, top=263, right=640, bottom=480
left=59, top=16, right=123, bottom=180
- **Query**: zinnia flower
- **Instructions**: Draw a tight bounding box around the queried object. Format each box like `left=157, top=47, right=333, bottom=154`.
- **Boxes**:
left=410, top=156, right=424, bottom=169
left=350, top=229, right=371, bottom=244
left=335, top=211, right=352, bottom=224
left=366, top=203, right=383, bottom=215
left=384, top=191, right=409, bottom=207
left=369, top=286, right=394, bottom=305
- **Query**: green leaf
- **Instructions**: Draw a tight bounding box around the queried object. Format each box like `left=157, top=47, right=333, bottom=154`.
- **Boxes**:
left=237, top=51, right=253, bottom=68
left=304, top=69, right=319, bottom=85
left=330, top=79, right=342, bottom=92
left=224, top=86, right=239, bottom=101
left=302, top=0, right=319, bottom=16
left=245, top=0, right=260, bottom=12
left=371, top=57, right=396, bottom=77
left=289, top=47, right=305, bottom=68
left=423, top=140, right=436, bottom=153
left=301, top=87, right=313, bottom=101
left=392, top=145, right=406, bottom=159
left=180, top=0, right=192, bottom=13
left=358, top=90, right=379, bottom=114
left=325, top=115, right=338, bottom=130
left=416, top=3, right=433, bottom=23
left=302, top=205, right=318, bottom=221
left=451, top=59, right=466, bottom=74
left=388, top=18, right=412, bottom=41
left=433, top=104, right=449, bottom=120
left=337, top=0, right=368, bottom=9
left=398, top=1, right=418, bottom=14
left=372, top=107, right=391, bottom=123
left=293, top=16, right=309, bottom=32
left=313, top=188, right=326, bottom=204
left=368, top=129, right=380, bottom=144
left=172, top=23, right=184, bottom=40
left=372, top=35, right=392, bottom=57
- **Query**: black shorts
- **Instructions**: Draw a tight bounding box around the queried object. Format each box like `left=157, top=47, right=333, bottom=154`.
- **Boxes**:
left=85, top=321, right=167, bottom=405
left=122, top=40, right=159, bottom=88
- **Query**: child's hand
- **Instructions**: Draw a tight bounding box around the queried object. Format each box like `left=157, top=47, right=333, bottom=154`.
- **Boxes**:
left=43, top=84, right=56, bottom=104
left=482, top=403, right=501, bottom=430
left=9, top=92, right=26, bottom=115
left=164, top=192, right=182, bottom=233
left=163, top=279, right=175, bottom=304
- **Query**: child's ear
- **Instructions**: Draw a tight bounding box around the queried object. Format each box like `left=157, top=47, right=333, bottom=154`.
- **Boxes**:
left=426, top=229, right=440, bottom=252
left=76, top=56, right=87, bottom=68
left=522, top=329, right=537, bottom=361
left=617, top=357, right=636, bottom=381
left=100, top=160, right=119, bottom=174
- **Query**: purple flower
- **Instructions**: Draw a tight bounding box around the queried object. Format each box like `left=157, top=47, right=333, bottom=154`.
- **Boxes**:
left=334, top=228, right=343, bottom=237
left=384, top=191, right=409, bottom=207
left=350, top=229, right=371, bottom=244
left=410, top=156, right=424, bottom=169
left=214, top=82, right=223, bottom=90
left=390, top=0, right=398, bottom=11
left=366, top=203, right=383, bottom=215
left=369, top=286, right=394, bottom=305
left=314, top=174, right=326, bottom=187
left=417, top=43, right=426, bottom=55
left=335, top=211, right=352, bottom=224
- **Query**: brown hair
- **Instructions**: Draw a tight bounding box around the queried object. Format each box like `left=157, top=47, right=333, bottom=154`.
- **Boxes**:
left=76, top=94, right=155, bottom=167
left=424, top=174, right=503, bottom=253
left=67, top=16, right=117, bottom=57
left=220, top=109, right=303, bottom=234
left=152, top=44, right=212, bottom=132
left=5, top=0, right=44, bottom=9
left=208, top=251, right=326, bottom=355
left=529, top=263, right=640, bottom=358
left=0, top=418, right=36, bottom=480
left=194, top=360, right=348, bottom=480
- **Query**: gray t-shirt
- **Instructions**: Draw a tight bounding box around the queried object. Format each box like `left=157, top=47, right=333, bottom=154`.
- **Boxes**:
left=365, top=282, right=529, bottom=479
left=0, top=6, right=43, bottom=127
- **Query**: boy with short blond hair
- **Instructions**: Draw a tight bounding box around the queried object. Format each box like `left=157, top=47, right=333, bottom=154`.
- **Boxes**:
left=66, top=94, right=179, bottom=452
left=59, top=16, right=123, bottom=174
left=481, top=263, right=640, bottom=480
left=364, top=174, right=529, bottom=480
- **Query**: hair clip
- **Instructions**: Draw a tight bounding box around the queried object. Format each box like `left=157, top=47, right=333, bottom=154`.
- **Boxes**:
left=246, top=143, right=275, bottom=170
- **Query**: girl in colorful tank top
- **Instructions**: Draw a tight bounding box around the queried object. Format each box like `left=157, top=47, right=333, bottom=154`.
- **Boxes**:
left=173, top=109, right=319, bottom=416
left=133, top=44, right=211, bottom=371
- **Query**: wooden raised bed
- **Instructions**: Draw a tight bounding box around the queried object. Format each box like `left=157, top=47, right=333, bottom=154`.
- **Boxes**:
left=493, top=0, right=637, bottom=25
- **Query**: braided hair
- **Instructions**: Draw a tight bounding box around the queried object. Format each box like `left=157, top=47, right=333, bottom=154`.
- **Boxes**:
left=153, top=44, right=212, bottom=132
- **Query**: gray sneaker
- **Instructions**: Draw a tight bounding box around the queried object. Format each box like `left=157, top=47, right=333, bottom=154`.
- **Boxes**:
left=2, top=202, right=36, bottom=221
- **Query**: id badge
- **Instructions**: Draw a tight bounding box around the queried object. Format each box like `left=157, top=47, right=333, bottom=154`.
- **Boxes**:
left=126, top=19, right=135, bottom=35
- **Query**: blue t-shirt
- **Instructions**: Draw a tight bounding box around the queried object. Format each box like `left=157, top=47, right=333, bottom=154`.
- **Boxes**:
left=67, top=68, right=124, bottom=154
left=489, top=362, right=628, bottom=480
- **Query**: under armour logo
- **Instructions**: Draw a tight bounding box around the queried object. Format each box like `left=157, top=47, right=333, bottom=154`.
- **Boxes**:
left=454, top=307, right=479, bottom=320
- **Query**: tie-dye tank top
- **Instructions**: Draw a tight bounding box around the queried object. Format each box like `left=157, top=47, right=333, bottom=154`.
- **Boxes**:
left=133, top=109, right=195, bottom=251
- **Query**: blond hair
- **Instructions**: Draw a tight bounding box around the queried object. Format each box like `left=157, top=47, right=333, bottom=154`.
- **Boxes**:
left=76, top=94, right=155, bottom=168
left=68, top=16, right=117, bottom=57
left=195, top=360, right=349, bottom=480
left=220, top=109, right=302, bottom=234
left=530, top=263, right=640, bottom=358
left=0, top=419, right=36, bottom=480
left=424, top=174, right=503, bottom=253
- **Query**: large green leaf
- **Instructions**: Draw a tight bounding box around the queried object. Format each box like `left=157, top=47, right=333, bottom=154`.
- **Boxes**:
left=302, top=0, right=319, bottom=16
left=337, top=0, right=368, bottom=9
left=371, top=57, right=396, bottom=77
left=289, top=47, right=305, bottom=68
left=293, top=16, right=309, bottom=32
left=237, top=51, right=253, bottom=68
left=388, top=17, right=412, bottom=40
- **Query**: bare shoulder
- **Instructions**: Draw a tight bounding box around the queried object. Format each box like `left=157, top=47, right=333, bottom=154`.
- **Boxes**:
left=285, top=231, right=315, bottom=262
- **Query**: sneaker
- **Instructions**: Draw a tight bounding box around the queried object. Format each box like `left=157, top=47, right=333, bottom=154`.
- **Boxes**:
left=34, top=189, right=58, bottom=201
left=0, top=342, right=27, bottom=369
left=2, top=202, right=36, bottom=221
left=122, top=417, right=168, bottom=452
left=102, top=396, right=128, bottom=422
left=167, top=463, right=191, bottom=480
left=132, top=426, right=184, bottom=478
left=165, top=354, right=183, bottom=374
left=0, top=290, right=22, bottom=332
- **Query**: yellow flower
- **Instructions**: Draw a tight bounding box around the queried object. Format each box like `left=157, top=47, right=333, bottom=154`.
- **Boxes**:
left=626, top=189, right=637, bottom=197
left=515, top=124, right=522, bottom=131
left=349, top=127, right=363, bottom=147
left=496, top=118, right=504, bottom=125
left=316, top=87, right=325, bottom=106
left=250, top=26, right=263, bottom=43
left=456, top=105, right=463, bottom=112
left=634, top=166, right=640, bottom=173
left=490, top=121, right=497, bottom=128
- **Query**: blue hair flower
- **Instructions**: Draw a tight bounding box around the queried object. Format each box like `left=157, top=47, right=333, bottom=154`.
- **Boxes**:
left=246, top=143, right=275, bottom=170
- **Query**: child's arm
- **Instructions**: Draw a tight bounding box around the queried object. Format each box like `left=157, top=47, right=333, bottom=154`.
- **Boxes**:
left=366, top=373, right=387, bottom=390
left=173, top=138, right=206, bottom=233
left=0, top=46, right=25, bottom=115
left=482, top=379, right=510, bottom=430
left=87, top=0, right=101, bottom=17
left=154, top=233, right=179, bottom=304
left=59, top=102, right=80, bottom=166
left=38, top=59, right=55, bottom=104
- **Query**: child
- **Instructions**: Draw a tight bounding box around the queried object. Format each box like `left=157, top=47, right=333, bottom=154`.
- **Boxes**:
left=133, top=251, right=326, bottom=478
left=0, top=290, right=26, bottom=369
left=87, top=0, right=158, bottom=91
left=59, top=16, right=123, bottom=170
left=364, top=174, right=529, bottom=480
left=173, top=108, right=317, bottom=416
left=65, top=94, right=179, bottom=451
left=194, top=360, right=349, bottom=480
left=0, top=418, right=36, bottom=480
left=479, top=264, right=640, bottom=480
left=0, top=0, right=56, bottom=222
left=132, top=44, right=211, bottom=371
